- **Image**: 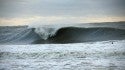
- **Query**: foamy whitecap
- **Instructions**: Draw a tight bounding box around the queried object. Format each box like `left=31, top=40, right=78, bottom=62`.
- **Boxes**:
left=34, top=26, right=59, bottom=40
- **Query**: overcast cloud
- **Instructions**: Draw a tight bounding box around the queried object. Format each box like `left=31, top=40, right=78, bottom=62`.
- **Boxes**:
left=0, top=0, right=125, bottom=25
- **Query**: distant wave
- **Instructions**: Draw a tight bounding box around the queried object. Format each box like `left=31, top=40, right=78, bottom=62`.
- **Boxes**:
left=0, top=24, right=125, bottom=44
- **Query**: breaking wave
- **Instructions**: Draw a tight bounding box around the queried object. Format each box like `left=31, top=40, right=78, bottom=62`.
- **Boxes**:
left=0, top=23, right=125, bottom=44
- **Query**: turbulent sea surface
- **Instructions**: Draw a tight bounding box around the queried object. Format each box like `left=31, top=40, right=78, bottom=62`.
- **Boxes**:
left=0, top=22, right=125, bottom=70
left=0, top=40, right=125, bottom=70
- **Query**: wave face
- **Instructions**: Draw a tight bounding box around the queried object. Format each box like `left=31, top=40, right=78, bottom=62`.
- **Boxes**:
left=0, top=22, right=125, bottom=44
left=33, top=27, right=125, bottom=44
left=0, top=26, right=41, bottom=44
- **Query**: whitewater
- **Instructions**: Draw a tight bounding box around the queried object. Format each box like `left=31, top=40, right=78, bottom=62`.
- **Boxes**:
left=0, top=40, right=125, bottom=70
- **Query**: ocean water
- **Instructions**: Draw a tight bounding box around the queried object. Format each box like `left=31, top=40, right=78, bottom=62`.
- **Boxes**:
left=0, top=22, right=125, bottom=44
left=0, top=22, right=125, bottom=70
left=0, top=40, right=125, bottom=70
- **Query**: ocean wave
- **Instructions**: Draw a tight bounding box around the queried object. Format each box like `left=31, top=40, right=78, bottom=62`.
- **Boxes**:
left=33, top=27, right=125, bottom=44
left=0, top=23, right=125, bottom=44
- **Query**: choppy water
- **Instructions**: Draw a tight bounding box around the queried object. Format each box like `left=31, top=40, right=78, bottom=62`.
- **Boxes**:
left=0, top=40, right=125, bottom=70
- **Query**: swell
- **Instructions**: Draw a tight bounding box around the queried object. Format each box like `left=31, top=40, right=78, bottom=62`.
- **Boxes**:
left=0, top=26, right=125, bottom=44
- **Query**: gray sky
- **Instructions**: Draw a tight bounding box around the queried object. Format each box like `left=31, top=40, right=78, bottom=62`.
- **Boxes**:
left=0, top=0, right=125, bottom=26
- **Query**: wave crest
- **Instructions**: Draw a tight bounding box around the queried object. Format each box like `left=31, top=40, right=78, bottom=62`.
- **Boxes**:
left=34, top=27, right=59, bottom=40
left=32, top=24, right=73, bottom=40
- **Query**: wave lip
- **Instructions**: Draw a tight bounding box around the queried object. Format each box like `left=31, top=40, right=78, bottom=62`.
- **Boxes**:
left=34, top=26, right=59, bottom=40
